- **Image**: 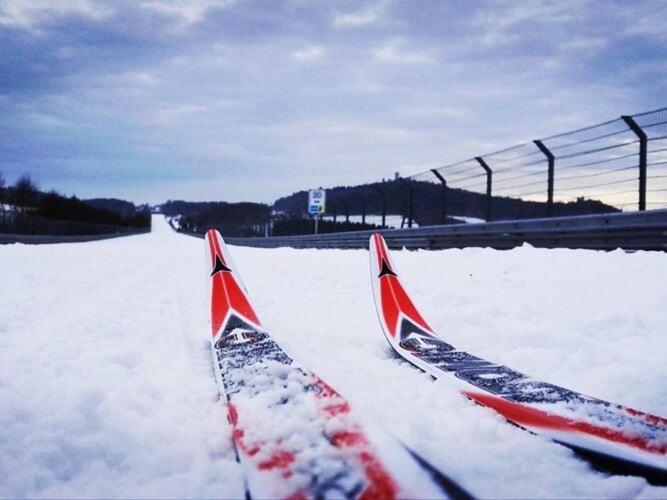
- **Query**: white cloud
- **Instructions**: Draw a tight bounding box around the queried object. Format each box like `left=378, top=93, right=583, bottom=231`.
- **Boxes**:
left=469, top=1, right=575, bottom=47
left=333, top=1, right=385, bottom=28
left=291, top=46, right=325, bottom=62
left=558, top=37, right=606, bottom=52
left=28, top=112, right=66, bottom=127
left=623, top=12, right=667, bottom=41
left=123, top=70, right=161, bottom=86
left=0, top=0, right=112, bottom=30
left=154, top=104, right=208, bottom=125
left=373, top=41, right=436, bottom=65
left=473, top=1, right=574, bottom=31
left=140, top=0, right=235, bottom=26
left=1, top=0, right=661, bottom=204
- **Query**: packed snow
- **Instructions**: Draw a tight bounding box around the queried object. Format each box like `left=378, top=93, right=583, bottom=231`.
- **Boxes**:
left=0, top=215, right=665, bottom=498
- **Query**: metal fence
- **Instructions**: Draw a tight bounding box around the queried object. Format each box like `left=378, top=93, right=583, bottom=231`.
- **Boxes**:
left=172, top=107, right=667, bottom=250
left=409, top=107, right=667, bottom=224
left=181, top=210, right=667, bottom=252
left=0, top=210, right=149, bottom=239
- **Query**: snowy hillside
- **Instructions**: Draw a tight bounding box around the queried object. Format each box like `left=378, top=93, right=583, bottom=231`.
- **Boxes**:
left=0, top=215, right=665, bottom=498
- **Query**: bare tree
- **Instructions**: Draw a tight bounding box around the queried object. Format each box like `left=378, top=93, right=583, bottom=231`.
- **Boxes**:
left=12, top=175, right=38, bottom=210
left=0, top=172, right=5, bottom=214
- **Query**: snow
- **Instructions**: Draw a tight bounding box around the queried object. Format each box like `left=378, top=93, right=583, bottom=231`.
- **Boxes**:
left=322, top=214, right=416, bottom=228
left=453, top=215, right=485, bottom=224
left=0, top=218, right=242, bottom=498
left=1, top=215, right=666, bottom=498
left=322, top=214, right=484, bottom=228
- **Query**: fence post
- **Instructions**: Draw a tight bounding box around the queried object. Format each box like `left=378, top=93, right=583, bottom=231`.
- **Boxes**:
left=372, top=186, right=387, bottom=228
left=430, top=169, right=448, bottom=224
left=398, top=178, right=414, bottom=228
left=360, top=197, right=367, bottom=225
left=533, top=139, right=555, bottom=217
left=340, top=199, right=350, bottom=223
left=621, top=115, right=648, bottom=211
left=474, top=157, right=493, bottom=221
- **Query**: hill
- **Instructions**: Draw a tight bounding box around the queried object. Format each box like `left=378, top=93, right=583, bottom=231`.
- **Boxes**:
left=274, top=179, right=618, bottom=224
left=161, top=200, right=223, bottom=217
left=84, top=198, right=138, bottom=217
left=162, top=179, right=618, bottom=236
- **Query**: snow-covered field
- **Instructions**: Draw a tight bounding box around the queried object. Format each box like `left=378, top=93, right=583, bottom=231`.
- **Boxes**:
left=1, top=215, right=665, bottom=498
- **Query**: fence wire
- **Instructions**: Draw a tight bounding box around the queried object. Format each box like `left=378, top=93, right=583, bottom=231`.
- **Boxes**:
left=408, top=107, right=667, bottom=223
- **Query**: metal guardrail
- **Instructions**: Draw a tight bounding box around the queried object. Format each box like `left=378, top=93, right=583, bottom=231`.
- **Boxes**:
left=0, top=211, right=151, bottom=244
left=182, top=210, right=667, bottom=251
left=0, top=211, right=146, bottom=236
left=0, top=229, right=149, bottom=245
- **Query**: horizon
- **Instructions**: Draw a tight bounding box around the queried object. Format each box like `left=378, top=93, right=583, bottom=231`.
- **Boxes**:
left=1, top=1, right=665, bottom=205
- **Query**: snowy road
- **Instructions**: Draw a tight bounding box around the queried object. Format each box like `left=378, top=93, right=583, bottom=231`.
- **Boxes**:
left=1, top=216, right=665, bottom=498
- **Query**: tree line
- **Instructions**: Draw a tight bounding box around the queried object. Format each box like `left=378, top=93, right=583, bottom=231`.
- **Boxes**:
left=167, top=200, right=271, bottom=237
left=0, top=173, right=150, bottom=229
left=274, top=178, right=618, bottom=224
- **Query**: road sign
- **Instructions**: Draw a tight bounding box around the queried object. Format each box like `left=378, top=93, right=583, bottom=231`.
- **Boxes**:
left=308, top=189, right=326, bottom=215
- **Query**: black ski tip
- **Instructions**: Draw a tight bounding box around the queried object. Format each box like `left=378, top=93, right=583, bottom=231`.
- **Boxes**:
left=210, top=255, right=232, bottom=276
left=377, top=258, right=398, bottom=279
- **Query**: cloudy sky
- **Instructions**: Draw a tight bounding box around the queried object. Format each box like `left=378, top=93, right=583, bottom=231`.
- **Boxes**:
left=0, top=0, right=665, bottom=204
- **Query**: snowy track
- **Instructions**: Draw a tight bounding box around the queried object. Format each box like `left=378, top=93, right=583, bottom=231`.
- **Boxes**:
left=1, top=216, right=665, bottom=498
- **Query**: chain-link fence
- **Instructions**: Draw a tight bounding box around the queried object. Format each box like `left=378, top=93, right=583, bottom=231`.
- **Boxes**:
left=408, top=107, right=667, bottom=224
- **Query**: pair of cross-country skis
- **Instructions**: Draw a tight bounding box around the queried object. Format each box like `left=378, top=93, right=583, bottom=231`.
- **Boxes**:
left=204, top=229, right=667, bottom=499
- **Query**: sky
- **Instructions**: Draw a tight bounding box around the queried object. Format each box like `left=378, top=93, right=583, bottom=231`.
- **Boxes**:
left=0, top=0, right=665, bottom=205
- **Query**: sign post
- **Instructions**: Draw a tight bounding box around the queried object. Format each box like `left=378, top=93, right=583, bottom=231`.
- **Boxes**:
left=308, top=188, right=326, bottom=234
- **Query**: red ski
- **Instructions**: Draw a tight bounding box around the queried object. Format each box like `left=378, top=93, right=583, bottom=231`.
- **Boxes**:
left=369, top=233, right=667, bottom=483
left=205, top=229, right=471, bottom=499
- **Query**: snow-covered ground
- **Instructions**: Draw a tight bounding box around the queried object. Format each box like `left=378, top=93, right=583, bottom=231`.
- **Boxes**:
left=322, top=213, right=484, bottom=228
left=453, top=214, right=485, bottom=224
left=1, top=215, right=665, bottom=498
left=322, top=214, right=412, bottom=228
